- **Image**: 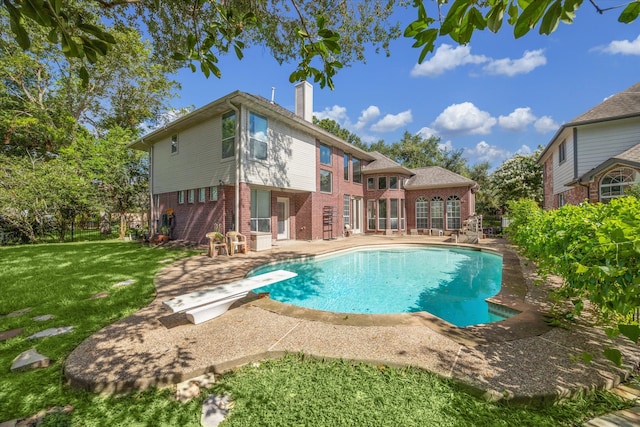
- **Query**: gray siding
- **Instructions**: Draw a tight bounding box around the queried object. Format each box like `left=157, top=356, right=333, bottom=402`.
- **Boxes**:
left=152, top=116, right=235, bottom=194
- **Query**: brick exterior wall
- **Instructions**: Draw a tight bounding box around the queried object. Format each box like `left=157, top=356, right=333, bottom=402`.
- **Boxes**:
left=404, top=186, right=474, bottom=233
left=363, top=173, right=408, bottom=235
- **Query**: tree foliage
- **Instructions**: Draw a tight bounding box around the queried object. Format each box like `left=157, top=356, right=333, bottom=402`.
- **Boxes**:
left=489, top=151, right=543, bottom=210
left=3, top=0, right=638, bottom=88
left=507, top=197, right=640, bottom=366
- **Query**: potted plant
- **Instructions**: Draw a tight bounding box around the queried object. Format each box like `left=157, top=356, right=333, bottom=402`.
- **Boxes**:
left=212, top=231, right=224, bottom=242
left=159, top=225, right=170, bottom=242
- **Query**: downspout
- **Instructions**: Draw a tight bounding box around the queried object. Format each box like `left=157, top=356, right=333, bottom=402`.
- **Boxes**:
left=577, top=179, right=591, bottom=202
left=148, top=143, right=155, bottom=234
left=226, top=99, right=241, bottom=232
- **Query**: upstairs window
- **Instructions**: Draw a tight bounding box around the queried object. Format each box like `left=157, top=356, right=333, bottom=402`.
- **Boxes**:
left=344, top=154, right=349, bottom=181
left=352, top=157, right=362, bottom=183
left=198, top=188, right=206, bottom=202
left=378, top=176, right=387, bottom=190
left=320, top=170, right=332, bottom=193
left=222, top=111, right=235, bottom=159
left=209, top=186, right=218, bottom=201
left=178, top=190, right=185, bottom=204
left=188, top=189, right=195, bottom=203
left=367, top=177, right=375, bottom=190
left=249, top=112, right=268, bottom=161
left=558, top=140, right=566, bottom=164
left=389, top=176, right=398, bottom=190
left=320, top=144, right=331, bottom=165
left=171, top=134, right=178, bottom=154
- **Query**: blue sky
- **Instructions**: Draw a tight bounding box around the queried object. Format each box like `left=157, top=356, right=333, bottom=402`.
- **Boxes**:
left=170, top=5, right=640, bottom=169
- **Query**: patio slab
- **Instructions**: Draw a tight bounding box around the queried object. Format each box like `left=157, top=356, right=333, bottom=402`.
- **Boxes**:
left=64, top=235, right=639, bottom=404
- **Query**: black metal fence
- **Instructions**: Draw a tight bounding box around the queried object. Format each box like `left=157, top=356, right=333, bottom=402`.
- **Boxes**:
left=0, top=218, right=144, bottom=246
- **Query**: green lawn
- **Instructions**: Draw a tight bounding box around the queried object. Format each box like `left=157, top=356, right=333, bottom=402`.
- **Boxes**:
left=0, top=241, right=632, bottom=426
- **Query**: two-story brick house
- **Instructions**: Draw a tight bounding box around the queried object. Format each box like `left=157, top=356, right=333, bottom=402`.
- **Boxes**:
left=538, top=82, right=640, bottom=209
left=130, top=82, right=478, bottom=246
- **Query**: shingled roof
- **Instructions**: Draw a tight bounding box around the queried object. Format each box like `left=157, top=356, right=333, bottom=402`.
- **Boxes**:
left=362, top=151, right=413, bottom=174
left=405, top=166, right=477, bottom=189
left=567, top=82, right=640, bottom=126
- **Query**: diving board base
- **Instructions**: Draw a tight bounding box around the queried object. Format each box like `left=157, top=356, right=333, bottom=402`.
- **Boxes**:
left=185, top=292, right=249, bottom=324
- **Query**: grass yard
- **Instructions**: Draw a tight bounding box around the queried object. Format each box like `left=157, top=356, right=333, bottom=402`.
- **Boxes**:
left=0, top=241, right=632, bottom=426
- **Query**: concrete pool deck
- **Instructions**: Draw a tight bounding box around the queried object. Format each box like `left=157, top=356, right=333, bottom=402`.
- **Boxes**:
left=64, top=235, right=639, bottom=405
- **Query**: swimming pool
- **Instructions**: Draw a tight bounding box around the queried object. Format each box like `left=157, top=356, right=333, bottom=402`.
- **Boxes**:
left=251, top=246, right=507, bottom=327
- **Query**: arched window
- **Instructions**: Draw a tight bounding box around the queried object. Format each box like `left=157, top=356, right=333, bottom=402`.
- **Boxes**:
left=416, top=197, right=428, bottom=229
left=600, top=167, right=638, bottom=202
left=430, top=196, right=444, bottom=230
left=446, top=195, right=461, bottom=230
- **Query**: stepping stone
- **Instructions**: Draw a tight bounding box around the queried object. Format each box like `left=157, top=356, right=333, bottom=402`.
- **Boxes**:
left=89, top=292, right=109, bottom=300
left=113, top=279, right=135, bottom=287
left=27, top=326, right=74, bottom=340
left=5, top=308, right=31, bottom=318
left=11, top=349, right=50, bottom=372
left=0, top=328, right=24, bottom=342
left=175, top=373, right=216, bottom=403
left=201, top=394, right=233, bottom=427
left=159, top=258, right=173, bottom=263
left=33, top=314, right=54, bottom=322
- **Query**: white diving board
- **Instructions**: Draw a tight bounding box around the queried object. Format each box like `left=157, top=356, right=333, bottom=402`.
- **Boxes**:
left=162, top=269, right=297, bottom=324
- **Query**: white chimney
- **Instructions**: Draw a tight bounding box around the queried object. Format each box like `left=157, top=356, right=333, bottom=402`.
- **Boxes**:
left=294, top=81, right=313, bottom=122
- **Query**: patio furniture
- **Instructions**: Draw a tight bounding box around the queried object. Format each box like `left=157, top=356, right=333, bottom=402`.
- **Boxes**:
left=226, top=231, right=248, bottom=255
left=206, top=232, right=228, bottom=257
left=162, top=270, right=298, bottom=324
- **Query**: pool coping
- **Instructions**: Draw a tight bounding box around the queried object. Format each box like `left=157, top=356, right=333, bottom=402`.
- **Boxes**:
left=247, top=242, right=552, bottom=347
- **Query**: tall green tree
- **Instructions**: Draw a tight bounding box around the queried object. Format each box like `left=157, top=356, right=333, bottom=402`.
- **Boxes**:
left=313, top=117, right=369, bottom=151
left=3, top=0, right=637, bottom=88
left=60, top=127, right=149, bottom=239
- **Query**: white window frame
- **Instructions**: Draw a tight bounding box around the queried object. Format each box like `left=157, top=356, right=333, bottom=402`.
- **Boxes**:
left=416, top=197, right=428, bottom=229
left=178, top=190, right=185, bottom=204
left=249, top=112, right=268, bottom=161
left=367, top=199, right=376, bottom=230
left=198, top=188, right=206, bottom=202
left=209, top=186, right=218, bottom=201
left=171, top=134, right=179, bottom=155
left=250, top=189, right=271, bottom=232
left=446, top=195, right=461, bottom=230
left=320, top=143, right=332, bottom=166
left=558, top=140, right=566, bottom=164
left=344, top=154, right=349, bottom=181
left=320, top=170, right=332, bottom=193
left=378, top=199, right=387, bottom=230
left=430, top=197, right=444, bottom=230
left=378, top=176, right=387, bottom=190
left=599, top=167, right=638, bottom=202
left=188, top=189, right=195, bottom=203
left=352, top=157, right=362, bottom=184
left=221, top=111, right=235, bottom=159
left=390, top=199, right=399, bottom=230
left=343, top=195, right=350, bottom=228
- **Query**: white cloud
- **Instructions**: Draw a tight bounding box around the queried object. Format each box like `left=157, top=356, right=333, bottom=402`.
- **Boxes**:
left=439, top=140, right=454, bottom=152
left=597, top=35, right=640, bottom=55
left=498, top=107, right=536, bottom=132
left=355, top=105, right=381, bottom=130
left=417, top=127, right=438, bottom=139
left=313, top=105, right=348, bottom=122
left=464, top=141, right=535, bottom=165
left=410, top=44, right=489, bottom=77
left=371, top=110, right=413, bottom=132
left=534, top=116, right=558, bottom=134
left=483, top=49, right=547, bottom=76
left=432, top=102, right=496, bottom=135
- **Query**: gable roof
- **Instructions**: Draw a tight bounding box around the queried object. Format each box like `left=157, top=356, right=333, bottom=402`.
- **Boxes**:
left=538, top=82, right=640, bottom=164
left=568, top=82, right=640, bottom=126
left=362, top=151, right=413, bottom=174
left=129, top=90, right=375, bottom=160
left=576, top=143, right=640, bottom=183
left=405, top=166, right=477, bottom=190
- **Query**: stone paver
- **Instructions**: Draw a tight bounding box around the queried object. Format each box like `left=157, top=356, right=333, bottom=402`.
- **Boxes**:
left=33, top=314, right=54, bottom=322
left=584, top=381, right=640, bottom=426
left=4, top=308, right=31, bottom=318
left=89, top=292, right=109, bottom=300
left=113, top=279, right=135, bottom=287
left=27, top=326, right=74, bottom=340
left=0, top=328, right=24, bottom=342
left=11, top=349, right=50, bottom=372
left=201, top=394, right=233, bottom=427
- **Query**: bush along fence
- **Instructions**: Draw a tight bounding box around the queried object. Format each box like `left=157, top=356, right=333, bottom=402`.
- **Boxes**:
left=0, top=216, right=145, bottom=246
left=506, top=197, right=640, bottom=366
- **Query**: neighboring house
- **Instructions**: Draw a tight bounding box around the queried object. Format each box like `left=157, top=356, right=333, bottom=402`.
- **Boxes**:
left=130, top=82, right=477, bottom=245
left=538, top=82, right=640, bottom=209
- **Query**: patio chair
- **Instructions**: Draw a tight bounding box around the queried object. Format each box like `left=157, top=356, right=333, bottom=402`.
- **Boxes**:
left=226, top=231, right=248, bottom=255
left=205, top=232, right=228, bottom=257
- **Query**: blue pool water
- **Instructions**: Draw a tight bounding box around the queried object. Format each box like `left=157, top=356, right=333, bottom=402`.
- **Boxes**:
left=251, top=246, right=506, bottom=327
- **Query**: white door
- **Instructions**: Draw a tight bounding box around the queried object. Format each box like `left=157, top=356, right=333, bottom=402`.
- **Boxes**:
left=352, top=198, right=362, bottom=234
left=276, top=198, right=289, bottom=240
